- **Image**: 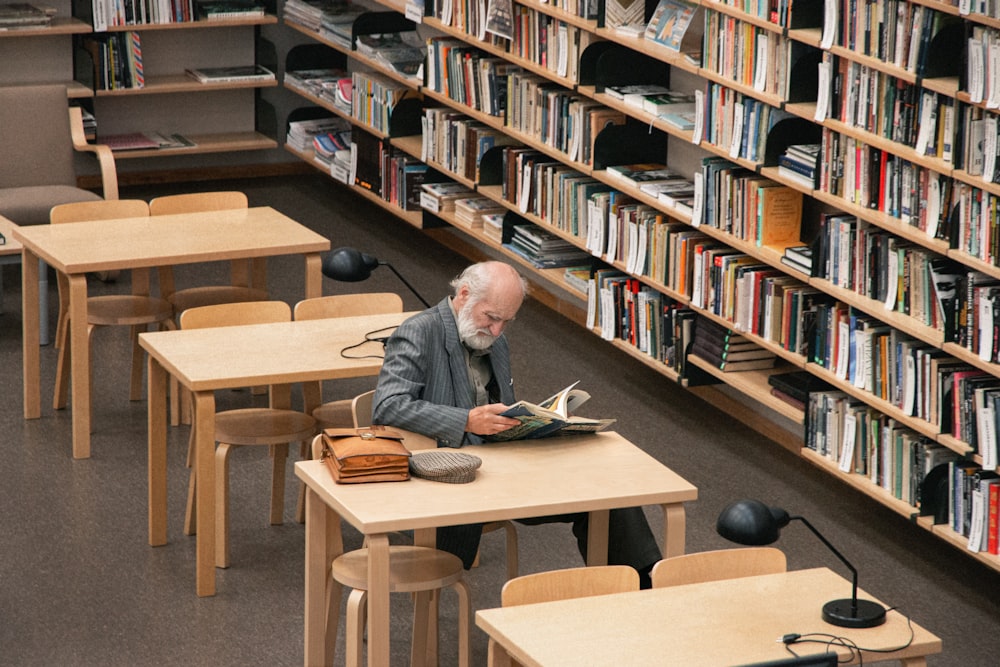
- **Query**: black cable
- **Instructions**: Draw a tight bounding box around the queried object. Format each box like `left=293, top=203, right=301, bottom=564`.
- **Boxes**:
left=780, top=608, right=915, bottom=667
left=339, top=325, right=398, bottom=359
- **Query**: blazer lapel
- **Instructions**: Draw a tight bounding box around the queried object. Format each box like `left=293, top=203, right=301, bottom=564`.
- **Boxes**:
left=439, top=300, right=476, bottom=410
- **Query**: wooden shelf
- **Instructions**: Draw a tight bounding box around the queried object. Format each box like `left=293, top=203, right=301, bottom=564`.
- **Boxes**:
left=110, top=131, right=276, bottom=158
left=94, top=74, right=277, bottom=96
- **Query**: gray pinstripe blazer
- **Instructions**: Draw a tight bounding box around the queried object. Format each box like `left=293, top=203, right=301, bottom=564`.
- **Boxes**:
left=372, top=297, right=516, bottom=448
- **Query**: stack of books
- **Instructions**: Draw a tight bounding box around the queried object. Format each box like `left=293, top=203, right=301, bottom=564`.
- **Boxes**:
left=356, top=32, right=426, bottom=80
left=284, top=68, right=348, bottom=106
left=419, top=181, right=474, bottom=213
left=606, top=162, right=681, bottom=188
left=0, top=3, right=52, bottom=29
left=777, top=143, right=820, bottom=189
left=482, top=213, right=506, bottom=243
left=318, top=3, right=365, bottom=47
left=196, top=0, right=266, bottom=20
left=781, top=245, right=813, bottom=275
left=185, top=64, right=274, bottom=84
left=504, top=224, right=591, bottom=269
left=312, top=127, right=351, bottom=174
left=689, top=320, right=777, bottom=372
left=286, top=116, right=344, bottom=152
left=453, top=196, right=505, bottom=230
left=767, top=370, right=833, bottom=410
left=283, top=0, right=345, bottom=31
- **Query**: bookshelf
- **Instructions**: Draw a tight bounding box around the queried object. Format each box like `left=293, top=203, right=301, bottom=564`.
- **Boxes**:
left=0, top=0, right=93, bottom=98
left=69, top=3, right=280, bottom=162
left=276, top=0, right=1000, bottom=570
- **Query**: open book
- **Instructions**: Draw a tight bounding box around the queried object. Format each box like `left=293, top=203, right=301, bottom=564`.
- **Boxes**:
left=484, top=382, right=616, bottom=441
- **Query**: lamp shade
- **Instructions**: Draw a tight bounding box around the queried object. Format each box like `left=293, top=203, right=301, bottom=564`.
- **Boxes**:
left=716, top=499, right=791, bottom=545
left=322, top=247, right=379, bottom=282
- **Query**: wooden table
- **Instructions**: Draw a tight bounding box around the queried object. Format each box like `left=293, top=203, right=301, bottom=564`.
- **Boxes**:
left=295, top=431, right=699, bottom=667
left=140, top=311, right=412, bottom=597
left=477, top=567, right=942, bottom=666
left=15, top=206, right=329, bottom=459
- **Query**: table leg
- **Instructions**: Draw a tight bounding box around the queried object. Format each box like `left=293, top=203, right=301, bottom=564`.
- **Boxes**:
left=69, top=274, right=91, bottom=459
left=661, top=503, right=686, bottom=558
left=194, top=390, right=217, bottom=597
left=366, top=533, right=391, bottom=667
left=585, top=510, right=610, bottom=566
left=304, top=488, right=343, bottom=667
left=304, top=253, right=322, bottom=299
left=38, top=258, right=49, bottom=346
left=21, top=248, right=40, bottom=419
left=148, top=356, right=168, bottom=546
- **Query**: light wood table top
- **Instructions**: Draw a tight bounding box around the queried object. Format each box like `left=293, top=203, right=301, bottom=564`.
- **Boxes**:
left=295, top=431, right=698, bottom=667
left=476, top=567, right=941, bottom=667
left=141, top=311, right=412, bottom=597
left=16, top=206, right=330, bottom=459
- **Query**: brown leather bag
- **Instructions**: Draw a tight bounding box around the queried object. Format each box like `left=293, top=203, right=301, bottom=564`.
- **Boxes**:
left=321, top=427, right=411, bottom=484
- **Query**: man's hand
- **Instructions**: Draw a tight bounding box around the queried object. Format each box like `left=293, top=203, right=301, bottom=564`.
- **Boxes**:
left=466, top=403, right=521, bottom=436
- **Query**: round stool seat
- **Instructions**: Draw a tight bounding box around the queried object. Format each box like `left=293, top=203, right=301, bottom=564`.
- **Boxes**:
left=311, top=399, right=353, bottom=430
left=332, top=546, right=465, bottom=593
left=215, top=408, right=317, bottom=445
left=86, top=294, right=174, bottom=326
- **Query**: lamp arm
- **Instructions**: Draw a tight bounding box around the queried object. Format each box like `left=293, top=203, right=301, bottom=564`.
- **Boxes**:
left=381, top=261, right=431, bottom=307
left=792, top=516, right=859, bottom=612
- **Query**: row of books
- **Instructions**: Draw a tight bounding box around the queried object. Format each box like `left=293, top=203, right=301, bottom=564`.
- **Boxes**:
left=805, top=390, right=955, bottom=505
left=349, top=70, right=408, bottom=134
left=703, top=83, right=791, bottom=164
left=80, top=0, right=232, bottom=30
left=811, top=213, right=948, bottom=329
left=79, top=32, right=144, bottom=91
left=702, top=10, right=802, bottom=100
left=424, top=37, right=514, bottom=118
left=698, top=157, right=803, bottom=249
left=835, top=2, right=956, bottom=75
left=951, top=182, right=1000, bottom=266
left=591, top=270, right=678, bottom=364
left=507, top=7, right=591, bottom=82
left=421, top=107, right=518, bottom=183
left=815, top=129, right=954, bottom=243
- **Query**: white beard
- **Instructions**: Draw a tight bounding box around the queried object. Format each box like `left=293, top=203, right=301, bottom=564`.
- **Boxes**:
left=457, top=301, right=496, bottom=350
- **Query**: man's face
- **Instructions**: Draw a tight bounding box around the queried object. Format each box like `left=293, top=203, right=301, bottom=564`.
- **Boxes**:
left=455, top=286, right=520, bottom=350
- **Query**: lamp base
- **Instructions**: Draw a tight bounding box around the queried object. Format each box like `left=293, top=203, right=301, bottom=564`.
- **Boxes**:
left=822, top=598, right=886, bottom=628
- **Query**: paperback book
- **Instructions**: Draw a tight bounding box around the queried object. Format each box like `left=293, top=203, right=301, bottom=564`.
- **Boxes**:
left=484, top=381, right=616, bottom=441
left=644, top=0, right=697, bottom=51
left=185, top=64, right=275, bottom=83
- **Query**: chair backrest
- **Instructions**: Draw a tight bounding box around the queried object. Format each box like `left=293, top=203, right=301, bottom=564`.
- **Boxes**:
left=501, top=565, right=639, bottom=607
left=148, top=191, right=249, bottom=215
left=0, top=84, right=75, bottom=188
left=351, top=390, right=376, bottom=428
left=179, top=300, right=291, bottom=330
left=294, top=293, right=404, bottom=321
left=649, top=547, right=787, bottom=588
left=50, top=199, right=149, bottom=224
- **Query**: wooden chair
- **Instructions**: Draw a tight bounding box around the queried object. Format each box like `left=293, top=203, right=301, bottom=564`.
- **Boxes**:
left=180, top=301, right=317, bottom=569
left=649, top=547, right=787, bottom=588
left=491, top=565, right=640, bottom=666
left=150, top=191, right=267, bottom=425
left=309, top=436, right=471, bottom=667
left=292, top=292, right=405, bottom=428
left=49, top=200, right=174, bottom=410
left=351, top=389, right=519, bottom=581
left=148, top=191, right=268, bottom=313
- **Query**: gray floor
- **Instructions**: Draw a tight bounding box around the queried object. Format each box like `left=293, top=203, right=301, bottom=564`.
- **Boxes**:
left=1, top=173, right=998, bottom=666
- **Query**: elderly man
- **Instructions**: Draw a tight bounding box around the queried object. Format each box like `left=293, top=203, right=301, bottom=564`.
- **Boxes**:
left=372, top=260, right=660, bottom=587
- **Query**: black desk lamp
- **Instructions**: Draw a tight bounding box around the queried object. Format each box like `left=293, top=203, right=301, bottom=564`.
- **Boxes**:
left=322, top=247, right=430, bottom=307
left=716, top=499, right=886, bottom=629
